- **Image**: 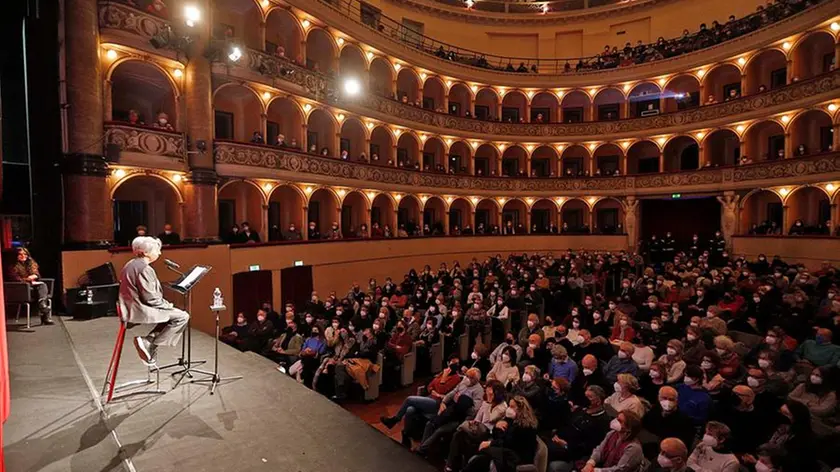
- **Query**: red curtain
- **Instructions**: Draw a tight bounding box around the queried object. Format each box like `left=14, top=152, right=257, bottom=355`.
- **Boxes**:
left=0, top=269, right=8, bottom=472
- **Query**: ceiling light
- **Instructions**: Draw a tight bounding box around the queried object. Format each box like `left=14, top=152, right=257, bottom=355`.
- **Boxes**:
left=343, top=77, right=361, bottom=96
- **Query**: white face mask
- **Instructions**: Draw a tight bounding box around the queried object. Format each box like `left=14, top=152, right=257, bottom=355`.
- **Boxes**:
left=754, top=460, right=773, bottom=472
left=657, top=454, right=673, bottom=468
left=746, top=377, right=761, bottom=388
left=618, top=351, right=628, bottom=359
left=683, top=377, right=696, bottom=386
left=502, top=354, right=511, bottom=363
left=758, top=359, right=771, bottom=369
left=686, top=334, right=697, bottom=342
left=666, top=348, right=677, bottom=357
left=660, top=399, right=675, bottom=411
left=701, top=361, right=713, bottom=370
left=572, top=322, right=580, bottom=329
left=504, top=407, right=516, bottom=419
left=522, top=373, right=533, bottom=383
left=650, top=370, right=661, bottom=379
left=471, top=352, right=478, bottom=360
left=528, top=343, right=538, bottom=350
left=527, top=321, right=535, bottom=328
left=765, top=336, right=777, bottom=345
left=715, top=348, right=726, bottom=356
left=810, top=375, right=823, bottom=385
left=613, top=382, right=623, bottom=394
left=582, top=368, right=594, bottom=376
left=619, top=320, right=628, bottom=327
left=609, top=418, right=622, bottom=431
left=701, top=434, right=718, bottom=447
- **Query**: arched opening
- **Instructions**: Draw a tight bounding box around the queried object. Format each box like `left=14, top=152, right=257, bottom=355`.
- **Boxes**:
left=475, top=88, right=499, bottom=121
left=663, top=75, right=700, bottom=112
left=306, top=108, right=337, bottom=156
left=663, top=136, right=700, bottom=171
left=422, top=137, right=447, bottom=172
left=340, top=191, right=368, bottom=238
left=561, top=145, right=591, bottom=177
left=593, top=144, right=623, bottom=176
left=792, top=32, right=836, bottom=81
left=305, top=28, right=336, bottom=74
left=371, top=194, right=396, bottom=233
left=268, top=185, right=304, bottom=241
left=422, top=77, right=446, bottom=112
left=213, top=0, right=261, bottom=51
left=790, top=110, right=834, bottom=156
left=449, top=141, right=472, bottom=175
left=213, top=84, right=261, bottom=142
left=308, top=188, right=339, bottom=236
left=448, top=83, right=471, bottom=117
left=264, top=8, right=303, bottom=61
left=396, top=69, right=420, bottom=105
left=218, top=181, right=263, bottom=240
left=474, top=143, right=499, bottom=177
left=110, top=61, right=177, bottom=128
left=531, top=199, right=558, bottom=233
left=745, top=121, right=785, bottom=162
left=501, top=91, right=527, bottom=123
left=531, top=146, right=558, bottom=177
left=787, top=186, right=831, bottom=232
left=502, top=200, right=527, bottom=233
left=338, top=44, right=367, bottom=78
left=423, top=197, right=446, bottom=234
left=370, top=126, right=394, bottom=166
left=593, top=88, right=624, bottom=121
left=475, top=199, right=501, bottom=232
left=740, top=190, right=783, bottom=234
left=627, top=141, right=660, bottom=174
left=397, top=133, right=420, bottom=169
left=704, top=129, right=741, bottom=167
left=265, top=96, right=303, bottom=148
left=449, top=198, right=472, bottom=232
left=113, top=175, right=182, bottom=245
left=501, top=145, right=527, bottom=177
left=745, top=49, right=787, bottom=95
left=561, top=90, right=590, bottom=123
left=370, top=58, right=394, bottom=98
left=628, top=82, right=661, bottom=118
left=560, top=199, right=590, bottom=234
left=593, top=198, right=624, bottom=234
left=339, top=118, right=367, bottom=161
left=397, top=195, right=422, bottom=234
left=703, top=64, right=741, bottom=104
left=531, top=92, right=558, bottom=123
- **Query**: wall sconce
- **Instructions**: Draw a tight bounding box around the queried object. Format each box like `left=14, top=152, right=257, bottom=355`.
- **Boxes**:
left=366, top=121, right=375, bottom=130
left=301, top=19, right=311, bottom=29
left=419, top=72, right=427, bottom=80
left=736, top=124, right=746, bottom=133
left=555, top=144, right=565, bottom=152
left=526, top=144, right=535, bottom=153
left=445, top=138, right=453, bottom=146
left=587, top=143, right=597, bottom=152
left=832, top=22, right=840, bottom=32
left=172, top=174, right=182, bottom=182
left=393, top=193, right=402, bottom=201
left=337, top=188, right=347, bottom=197
left=496, top=87, right=506, bottom=96
left=262, top=91, right=271, bottom=100
left=780, top=115, right=790, bottom=124
left=303, top=103, right=312, bottom=112
left=393, top=63, right=401, bottom=71
left=695, top=131, right=706, bottom=140
left=113, top=168, right=126, bottom=178
left=782, top=41, right=791, bottom=50
left=336, top=37, right=345, bottom=46
left=419, top=134, right=428, bottom=143
left=261, top=0, right=269, bottom=7
left=555, top=197, right=566, bottom=205
left=173, top=68, right=183, bottom=78
left=106, top=49, right=117, bottom=60
left=825, top=183, right=836, bottom=193
left=497, top=143, right=507, bottom=151
left=336, top=113, right=345, bottom=122
left=304, top=186, right=313, bottom=194
left=778, top=187, right=790, bottom=197
left=445, top=196, right=454, bottom=204
left=366, top=191, right=376, bottom=200
left=828, top=103, right=838, bottom=112
left=366, top=51, right=374, bottom=60
left=620, top=141, right=631, bottom=150
left=657, top=77, right=667, bottom=87
left=587, top=196, right=598, bottom=205
left=695, top=69, right=706, bottom=78
left=526, top=90, right=536, bottom=99
left=446, top=80, right=453, bottom=88
left=470, top=196, right=480, bottom=205
left=470, top=140, right=481, bottom=149
left=393, top=128, right=403, bottom=137
left=554, top=90, right=564, bottom=99
left=497, top=197, right=507, bottom=205
left=525, top=197, right=534, bottom=205
left=588, top=88, right=598, bottom=96
left=420, top=195, right=429, bottom=203
left=622, top=84, right=632, bottom=93
left=656, top=137, right=667, bottom=146
left=737, top=57, right=746, bottom=66
left=262, top=183, right=273, bottom=192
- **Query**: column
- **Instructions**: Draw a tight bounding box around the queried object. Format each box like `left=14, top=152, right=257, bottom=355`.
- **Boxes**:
left=697, top=145, right=705, bottom=169
left=470, top=210, right=476, bottom=231
left=525, top=101, right=532, bottom=123
left=301, top=123, right=309, bottom=151
left=392, top=144, right=399, bottom=166
left=260, top=113, right=268, bottom=142
left=365, top=208, right=373, bottom=236
left=622, top=197, right=640, bottom=252
left=333, top=132, right=341, bottom=158
left=259, top=21, right=266, bottom=51
left=442, top=95, right=449, bottom=114
left=589, top=102, right=596, bottom=121
left=716, top=193, right=740, bottom=248
left=443, top=210, right=450, bottom=235
left=525, top=210, right=532, bottom=234
left=299, top=40, right=307, bottom=66
left=621, top=155, right=628, bottom=175
left=103, top=79, right=113, bottom=121
left=302, top=205, right=309, bottom=240
left=525, top=154, right=531, bottom=176
left=64, top=0, right=112, bottom=244
left=622, top=97, right=631, bottom=119
left=740, top=72, right=747, bottom=97
left=496, top=102, right=502, bottom=121
left=183, top=170, right=219, bottom=241
left=834, top=123, right=840, bottom=151
left=589, top=156, right=595, bottom=176
left=699, top=80, right=707, bottom=106
left=784, top=132, right=793, bottom=159
left=469, top=96, right=476, bottom=117
left=261, top=204, right=269, bottom=242
left=781, top=204, right=790, bottom=235
left=589, top=209, right=596, bottom=233
left=786, top=58, right=794, bottom=83
left=658, top=150, right=665, bottom=172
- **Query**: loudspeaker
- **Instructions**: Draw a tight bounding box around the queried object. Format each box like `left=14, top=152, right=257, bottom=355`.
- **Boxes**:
left=105, top=143, right=122, bottom=162
left=80, top=262, right=117, bottom=286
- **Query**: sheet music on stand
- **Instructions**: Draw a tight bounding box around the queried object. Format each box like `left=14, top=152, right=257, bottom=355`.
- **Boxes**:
left=168, top=265, right=212, bottom=294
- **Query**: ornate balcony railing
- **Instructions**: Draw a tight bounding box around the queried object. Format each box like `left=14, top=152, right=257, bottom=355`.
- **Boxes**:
left=98, top=0, right=170, bottom=42
left=243, top=48, right=840, bottom=139
left=104, top=122, right=186, bottom=161
left=215, top=141, right=840, bottom=195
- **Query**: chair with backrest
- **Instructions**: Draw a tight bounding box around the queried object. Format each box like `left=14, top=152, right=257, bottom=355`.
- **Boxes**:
left=3, top=278, right=53, bottom=329
left=459, top=324, right=470, bottom=361
left=429, top=331, right=444, bottom=374
left=401, top=342, right=416, bottom=386
left=363, top=351, right=384, bottom=401
left=515, top=436, right=548, bottom=472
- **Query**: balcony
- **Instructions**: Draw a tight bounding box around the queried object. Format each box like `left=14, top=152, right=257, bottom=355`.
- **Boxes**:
left=215, top=140, right=840, bottom=196
left=104, top=122, right=186, bottom=163
left=98, top=0, right=171, bottom=45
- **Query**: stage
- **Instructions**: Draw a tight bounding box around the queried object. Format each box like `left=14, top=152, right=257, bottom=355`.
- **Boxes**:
left=3, top=316, right=437, bottom=472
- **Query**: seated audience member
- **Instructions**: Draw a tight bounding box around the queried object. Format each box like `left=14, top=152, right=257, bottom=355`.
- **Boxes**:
left=603, top=342, right=640, bottom=384
left=490, top=333, right=523, bottom=364
left=639, top=362, right=668, bottom=404
left=518, top=314, right=545, bottom=348
left=415, top=318, right=440, bottom=373
left=381, top=354, right=464, bottom=430
left=570, top=354, right=608, bottom=405
left=699, top=351, right=725, bottom=397
left=605, top=373, right=646, bottom=418
left=756, top=400, right=818, bottom=471
left=546, top=385, right=611, bottom=472
left=658, top=339, right=687, bottom=384
left=240, top=222, right=261, bottom=243
left=220, top=312, right=250, bottom=350
left=266, top=320, right=302, bottom=368
left=465, top=343, right=492, bottom=380
left=6, top=247, right=53, bottom=325
left=542, top=377, right=572, bottom=432
left=580, top=411, right=644, bottom=472
left=796, top=328, right=840, bottom=367
left=416, top=368, right=484, bottom=454
left=713, top=335, right=741, bottom=380
left=787, top=365, right=837, bottom=419
left=282, top=223, right=302, bottom=241
left=460, top=395, right=538, bottom=472
left=244, top=308, right=276, bottom=352
left=642, top=386, right=697, bottom=457
left=632, top=335, right=656, bottom=373
left=547, top=344, right=578, bottom=383
left=611, top=313, right=636, bottom=343
left=713, top=385, right=773, bottom=455
left=445, top=381, right=508, bottom=471
left=152, top=111, right=174, bottom=130
left=313, top=325, right=356, bottom=392
left=676, top=365, right=712, bottom=425
left=518, top=333, right=548, bottom=371
left=288, top=325, right=327, bottom=383
left=512, top=364, right=544, bottom=411
left=487, top=345, right=521, bottom=387
left=654, top=438, right=692, bottom=472
left=331, top=327, right=381, bottom=401
left=687, top=421, right=739, bottom=472
left=157, top=223, right=181, bottom=245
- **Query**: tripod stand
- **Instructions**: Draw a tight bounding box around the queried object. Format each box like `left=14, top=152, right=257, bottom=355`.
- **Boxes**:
left=189, top=303, right=242, bottom=394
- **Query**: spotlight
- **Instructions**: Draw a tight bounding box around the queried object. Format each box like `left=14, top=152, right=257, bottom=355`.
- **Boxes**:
left=184, top=4, right=201, bottom=27
left=228, top=46, right=243, bottom=62
left=541, top=3, right=549, bottom=13
left=675, top=93, right=685, bottom=99
left=465, top=0, right=474, bottom=7
left=343, top=77, right=361, bottom=96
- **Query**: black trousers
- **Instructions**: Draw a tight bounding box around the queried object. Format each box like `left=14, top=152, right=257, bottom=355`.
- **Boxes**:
left=30, top=282, right=49, bottom=314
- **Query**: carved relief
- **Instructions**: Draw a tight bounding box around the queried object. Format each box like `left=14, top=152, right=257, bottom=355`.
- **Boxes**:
left=621, top=197, right=639, bottom=251
left=732, top=155, right=840, bottom=182
left=716, top=194, right=740, bottom=247
left=105, top=123, right=186, bottom=160
left=98, top=1, right=169, bottom=40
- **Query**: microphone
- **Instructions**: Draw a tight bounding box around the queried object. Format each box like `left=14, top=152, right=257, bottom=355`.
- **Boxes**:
left=164, top=258, right=181, bottom=269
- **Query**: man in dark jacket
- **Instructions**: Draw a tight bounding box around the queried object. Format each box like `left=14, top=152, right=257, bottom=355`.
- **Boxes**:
left=546, top=385, right=611, bottom=469
left=642, top=386, right=696, bottom=457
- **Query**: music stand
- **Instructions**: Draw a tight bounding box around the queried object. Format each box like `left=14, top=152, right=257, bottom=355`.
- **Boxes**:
left=155, top=264, right=214, bottom=381
left=189, top=301, right=242, bottom=394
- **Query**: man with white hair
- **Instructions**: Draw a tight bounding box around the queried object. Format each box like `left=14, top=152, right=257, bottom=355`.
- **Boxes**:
left=118, top=236, right=190, bottom=365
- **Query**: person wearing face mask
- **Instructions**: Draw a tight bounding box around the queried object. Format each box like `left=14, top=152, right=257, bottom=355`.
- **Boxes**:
left=658, top=339, right=687, bottom=384
left=511, top=364, right=543, bottom=408
left=245, top=308, right=276, bottom=352
left=151, top=111, right=174, bottom=131
left=461, top=396, right=538, bottom=472
left=547, top=344, right=578, bottom=383
left=414, top=368, right=485, bottom=455
left=755, top=400, right=818, bottom=472
left=610, top=313, right=636, bottom=343
left=638, top=362, right=667, bottom=404
left=653, top=438, right=692, bottom=472
left=787, top=365, right=836, bottom=419
left=487, top=346, right=521, bottom=387
left=605, top=373, right=645, bottom=418
left=631, top=335, right=655, bottom=373
left=220, top=312, right=251, bottom=350
left=643, top=387, right=695, bottom=459
left=751, top=444, right=785, bottom=472
left=265, top=320, right=302, bottom=368
left=687, top=421, right=738, bottom=472
left=682, top=325, right=707, bottom=365
left=588, top=309, right=612, bottom=340
left=699, top=307, right=727, bottom=337
left=546, top=385, right=611, bottom=472
left=517, top=314, right=544, bottom=349
left=288, top=325, right=327, bottom=384
left=519, top=333, right=549, bottom=372
left=797, top=328, right=840, bottom=367
left=465, top=300, right=489, bottom=352
left=581, top=411, right=643, bottom=472
left=676, top=365, right=712, bottom=425
left=603, top=342, right=640, bottom=384
left=570, top=354, right=607, bottom=406
left=156, top=223, right=181, bottom=245
left=464, top=343, right=493, bottom=380
left=638, top=295, right=661, bottom=324
left=697, top=352, right=724, bottom=397
left=313, top=325, right=356, bottom=394
left=381, top=353, right=464, bottom=431
left=445, top=381, right=508, bottom=471
left=712, top=335, right=740, bottom=380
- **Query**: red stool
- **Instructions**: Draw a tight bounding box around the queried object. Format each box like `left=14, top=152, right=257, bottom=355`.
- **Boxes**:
left=101, top=306, right=163, bottom=403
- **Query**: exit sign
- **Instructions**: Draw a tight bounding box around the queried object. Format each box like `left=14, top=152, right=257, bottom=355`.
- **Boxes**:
left=249, top=264, right=260, bottom=271
left=671, top=193, right=682, bottom=199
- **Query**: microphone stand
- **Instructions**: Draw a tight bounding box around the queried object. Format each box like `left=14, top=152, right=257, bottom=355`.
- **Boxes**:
left=189, top=301, right=242, bottom=394
left=154, top=263, right=210, bottom=381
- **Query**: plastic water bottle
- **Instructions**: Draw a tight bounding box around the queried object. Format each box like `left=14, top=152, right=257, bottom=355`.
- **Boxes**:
left=213, top=287, right=222, bottom=307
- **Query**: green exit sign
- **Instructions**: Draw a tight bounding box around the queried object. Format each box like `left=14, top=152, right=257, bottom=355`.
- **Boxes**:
left=671, top=193, right=682, bottom=199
